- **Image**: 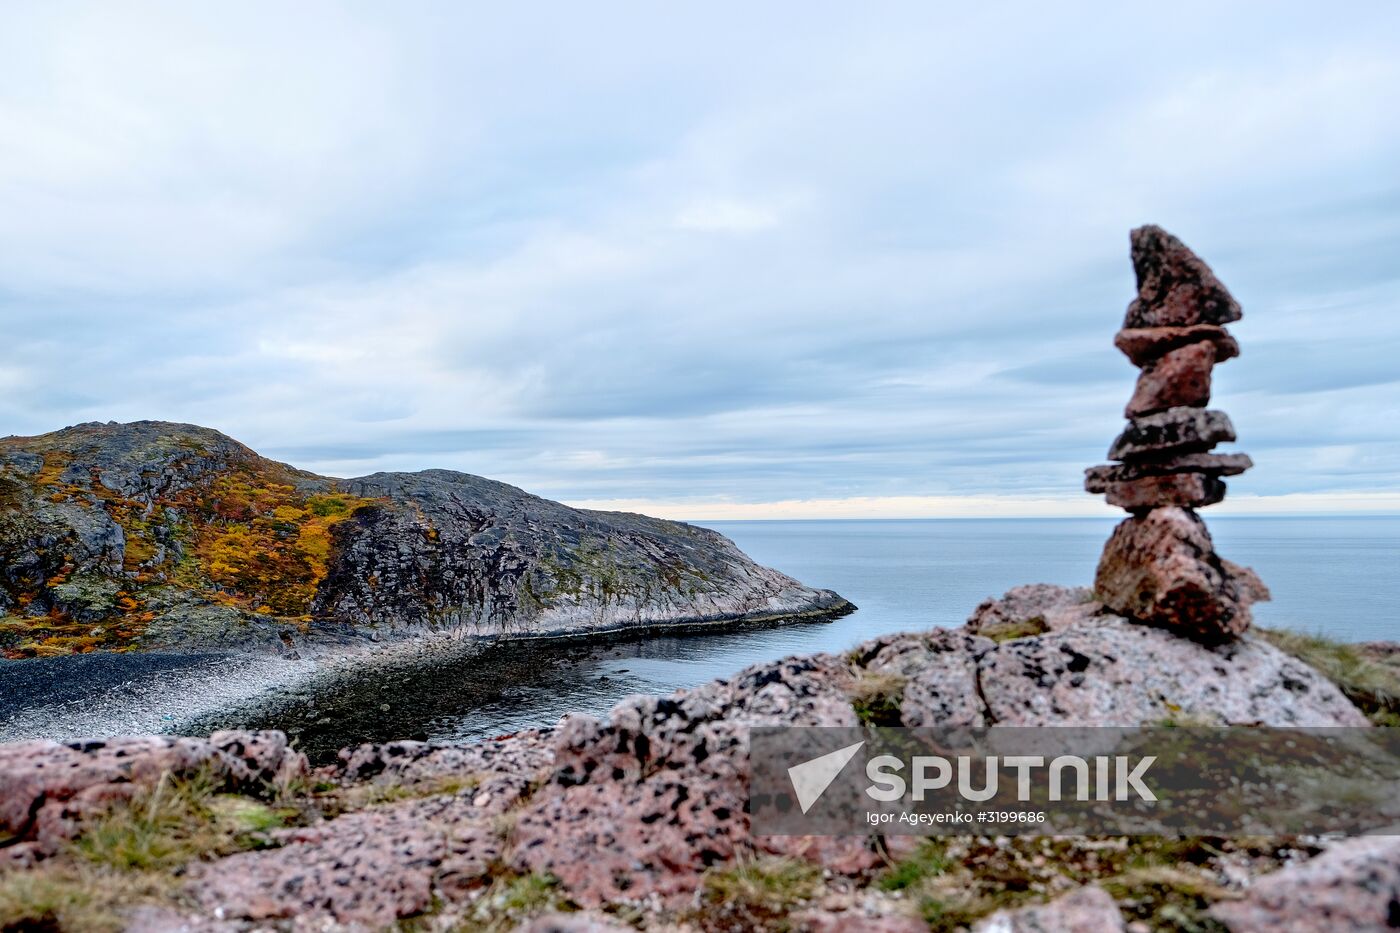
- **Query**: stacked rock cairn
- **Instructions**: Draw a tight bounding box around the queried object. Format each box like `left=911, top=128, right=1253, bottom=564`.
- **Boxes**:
left=1086, top=225, right=1270, bottom=644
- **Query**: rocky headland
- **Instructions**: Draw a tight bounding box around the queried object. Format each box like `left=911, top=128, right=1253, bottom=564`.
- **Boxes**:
left=0, top=421, right=848, bottom=659
left=2, top=228, right=1397, bottom=932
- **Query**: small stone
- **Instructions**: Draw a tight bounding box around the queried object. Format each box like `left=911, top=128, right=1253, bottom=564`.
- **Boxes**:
left=518, top=914, right=633, bottom=933
left=1114, top=324, right=1239, bottom=367
left=1125, top=341, right=1215, bottom=417
left=1084, top=453, right=1252, bottom=491
left=1094, top=507, right=1265, bottom=643
left=1123, top=225, right=1241, bottom=328
left=973, top=883, right=1124, bottom=932
left=966, top=584, right=1097, bottom=634
left=1104, top=474, right=1225, bottom=513
left=1107, top=408, right=1235, bottom=461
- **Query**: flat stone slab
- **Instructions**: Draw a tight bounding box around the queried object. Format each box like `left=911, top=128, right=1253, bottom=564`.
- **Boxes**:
left=1107, top=407, right=1235, bottom=461
left=1104, top=473, right=1225, bottom=513
left=1085, top=453, right=1252, bottom=491
left=1115, top=324, right=1239, bottom=367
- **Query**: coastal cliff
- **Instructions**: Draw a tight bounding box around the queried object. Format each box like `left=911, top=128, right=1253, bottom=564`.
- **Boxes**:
left=0, top=421, right=848, bottom=657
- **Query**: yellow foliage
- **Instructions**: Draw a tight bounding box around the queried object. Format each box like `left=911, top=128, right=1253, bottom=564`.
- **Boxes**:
left=8, top=448, right=379, bottom=653
left=186, top=473, right=373, bottom=617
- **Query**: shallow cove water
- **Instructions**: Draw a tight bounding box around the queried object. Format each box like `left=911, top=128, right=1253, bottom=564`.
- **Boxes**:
left=184, top=515, right=1399, bottom=763
left=3, top=516, right=1397, bottom=763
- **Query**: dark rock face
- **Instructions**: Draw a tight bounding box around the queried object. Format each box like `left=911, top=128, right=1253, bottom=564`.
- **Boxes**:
left=0, top=421, right=847, bottom=656
left=314, top=469, right=846, bottom=641
left=1087, top=226, right=1267, bottom=643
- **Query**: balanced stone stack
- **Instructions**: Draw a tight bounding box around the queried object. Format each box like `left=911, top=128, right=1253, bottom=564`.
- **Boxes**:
left=1086, top=226, right=1270, bottom=644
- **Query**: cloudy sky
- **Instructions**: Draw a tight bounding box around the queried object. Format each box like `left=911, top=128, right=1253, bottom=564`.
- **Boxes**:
left=3, top=3, right=1399, bottom=518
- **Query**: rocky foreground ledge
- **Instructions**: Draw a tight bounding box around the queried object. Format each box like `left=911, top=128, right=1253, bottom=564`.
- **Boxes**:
left=0, top=421, right=848, bottom=658
left=2, top=586, right=1396, bottom=932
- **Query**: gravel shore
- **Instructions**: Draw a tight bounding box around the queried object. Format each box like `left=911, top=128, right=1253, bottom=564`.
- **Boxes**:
left=0, top=651, right=322, bottom=744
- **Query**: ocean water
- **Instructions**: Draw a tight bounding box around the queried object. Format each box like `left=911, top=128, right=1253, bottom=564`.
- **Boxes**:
left=265, top=515, right=1398, bottom=756
left=9, top=516, right=1397, bottom=760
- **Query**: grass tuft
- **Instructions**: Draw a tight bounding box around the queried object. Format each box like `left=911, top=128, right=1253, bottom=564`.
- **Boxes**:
left=977, top=615, right=1050, bottom=643
left=0, top=862, right=172, bottom=933
left=878, top=840, right=949, bottom=891
left=460, top=872, right=573, bottom=932
left=1256, top=627, right=1400, bottom=724
left=74, top=771, right=288, bottom=871
left=694, top=856, right=822, bottom=930
left=848, top=671, right=906, bottom=727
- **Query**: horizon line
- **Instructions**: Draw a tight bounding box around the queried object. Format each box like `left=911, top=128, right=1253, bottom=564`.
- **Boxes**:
left=563, top=492, right=1400, bottom=522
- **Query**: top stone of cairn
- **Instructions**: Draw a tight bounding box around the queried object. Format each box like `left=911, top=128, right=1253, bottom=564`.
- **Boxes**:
left=1123, top=225, right=1242, bottom=329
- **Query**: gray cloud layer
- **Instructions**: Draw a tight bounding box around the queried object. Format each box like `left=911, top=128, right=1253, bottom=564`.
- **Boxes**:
left=3, top=2, right=1399, bottom=512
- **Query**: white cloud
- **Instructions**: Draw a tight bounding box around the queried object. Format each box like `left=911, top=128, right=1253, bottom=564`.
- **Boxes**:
left=674, top=199, right=781, bottom=233
left=3, top=2, right=1400, bottom=514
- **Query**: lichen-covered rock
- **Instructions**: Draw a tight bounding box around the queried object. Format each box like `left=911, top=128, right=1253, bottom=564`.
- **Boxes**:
left=509, top=653, right=875, bottom=908
left=1125, top=339, right=1215, bottom=417
left=1123, top=225, right=1241, bottom=328
left=0, top=730, right=306, bottom=860
left=1084, top=453, right=1252, bottom=491
left=976, top=614, right=1367, bottom=727
left=857, top=628, right=993, bottom=728
left=1094, top=507, right=1267, bottom=642
left=1106, top=407, right=1236, bottom=461
left=336, top=729, right=555, bottom=785
left=0, top=421, right=848, bottom=657
left=974, top=884, right=1124, bottom=932
left=1209, top=836, right=1400, bottom=932
left=967, top=583, right=1097, bottom=634
left=1103, top=473, right=1225, bottom=513
left=186, top=731, right=551, bottom=925
left=189, top=793, right=505, bottom=925
left=1114, top=323, right=1239, bottom=367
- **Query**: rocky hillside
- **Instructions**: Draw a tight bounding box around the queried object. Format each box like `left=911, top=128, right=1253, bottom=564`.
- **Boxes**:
left=0, top=421, right=847, bottom=657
